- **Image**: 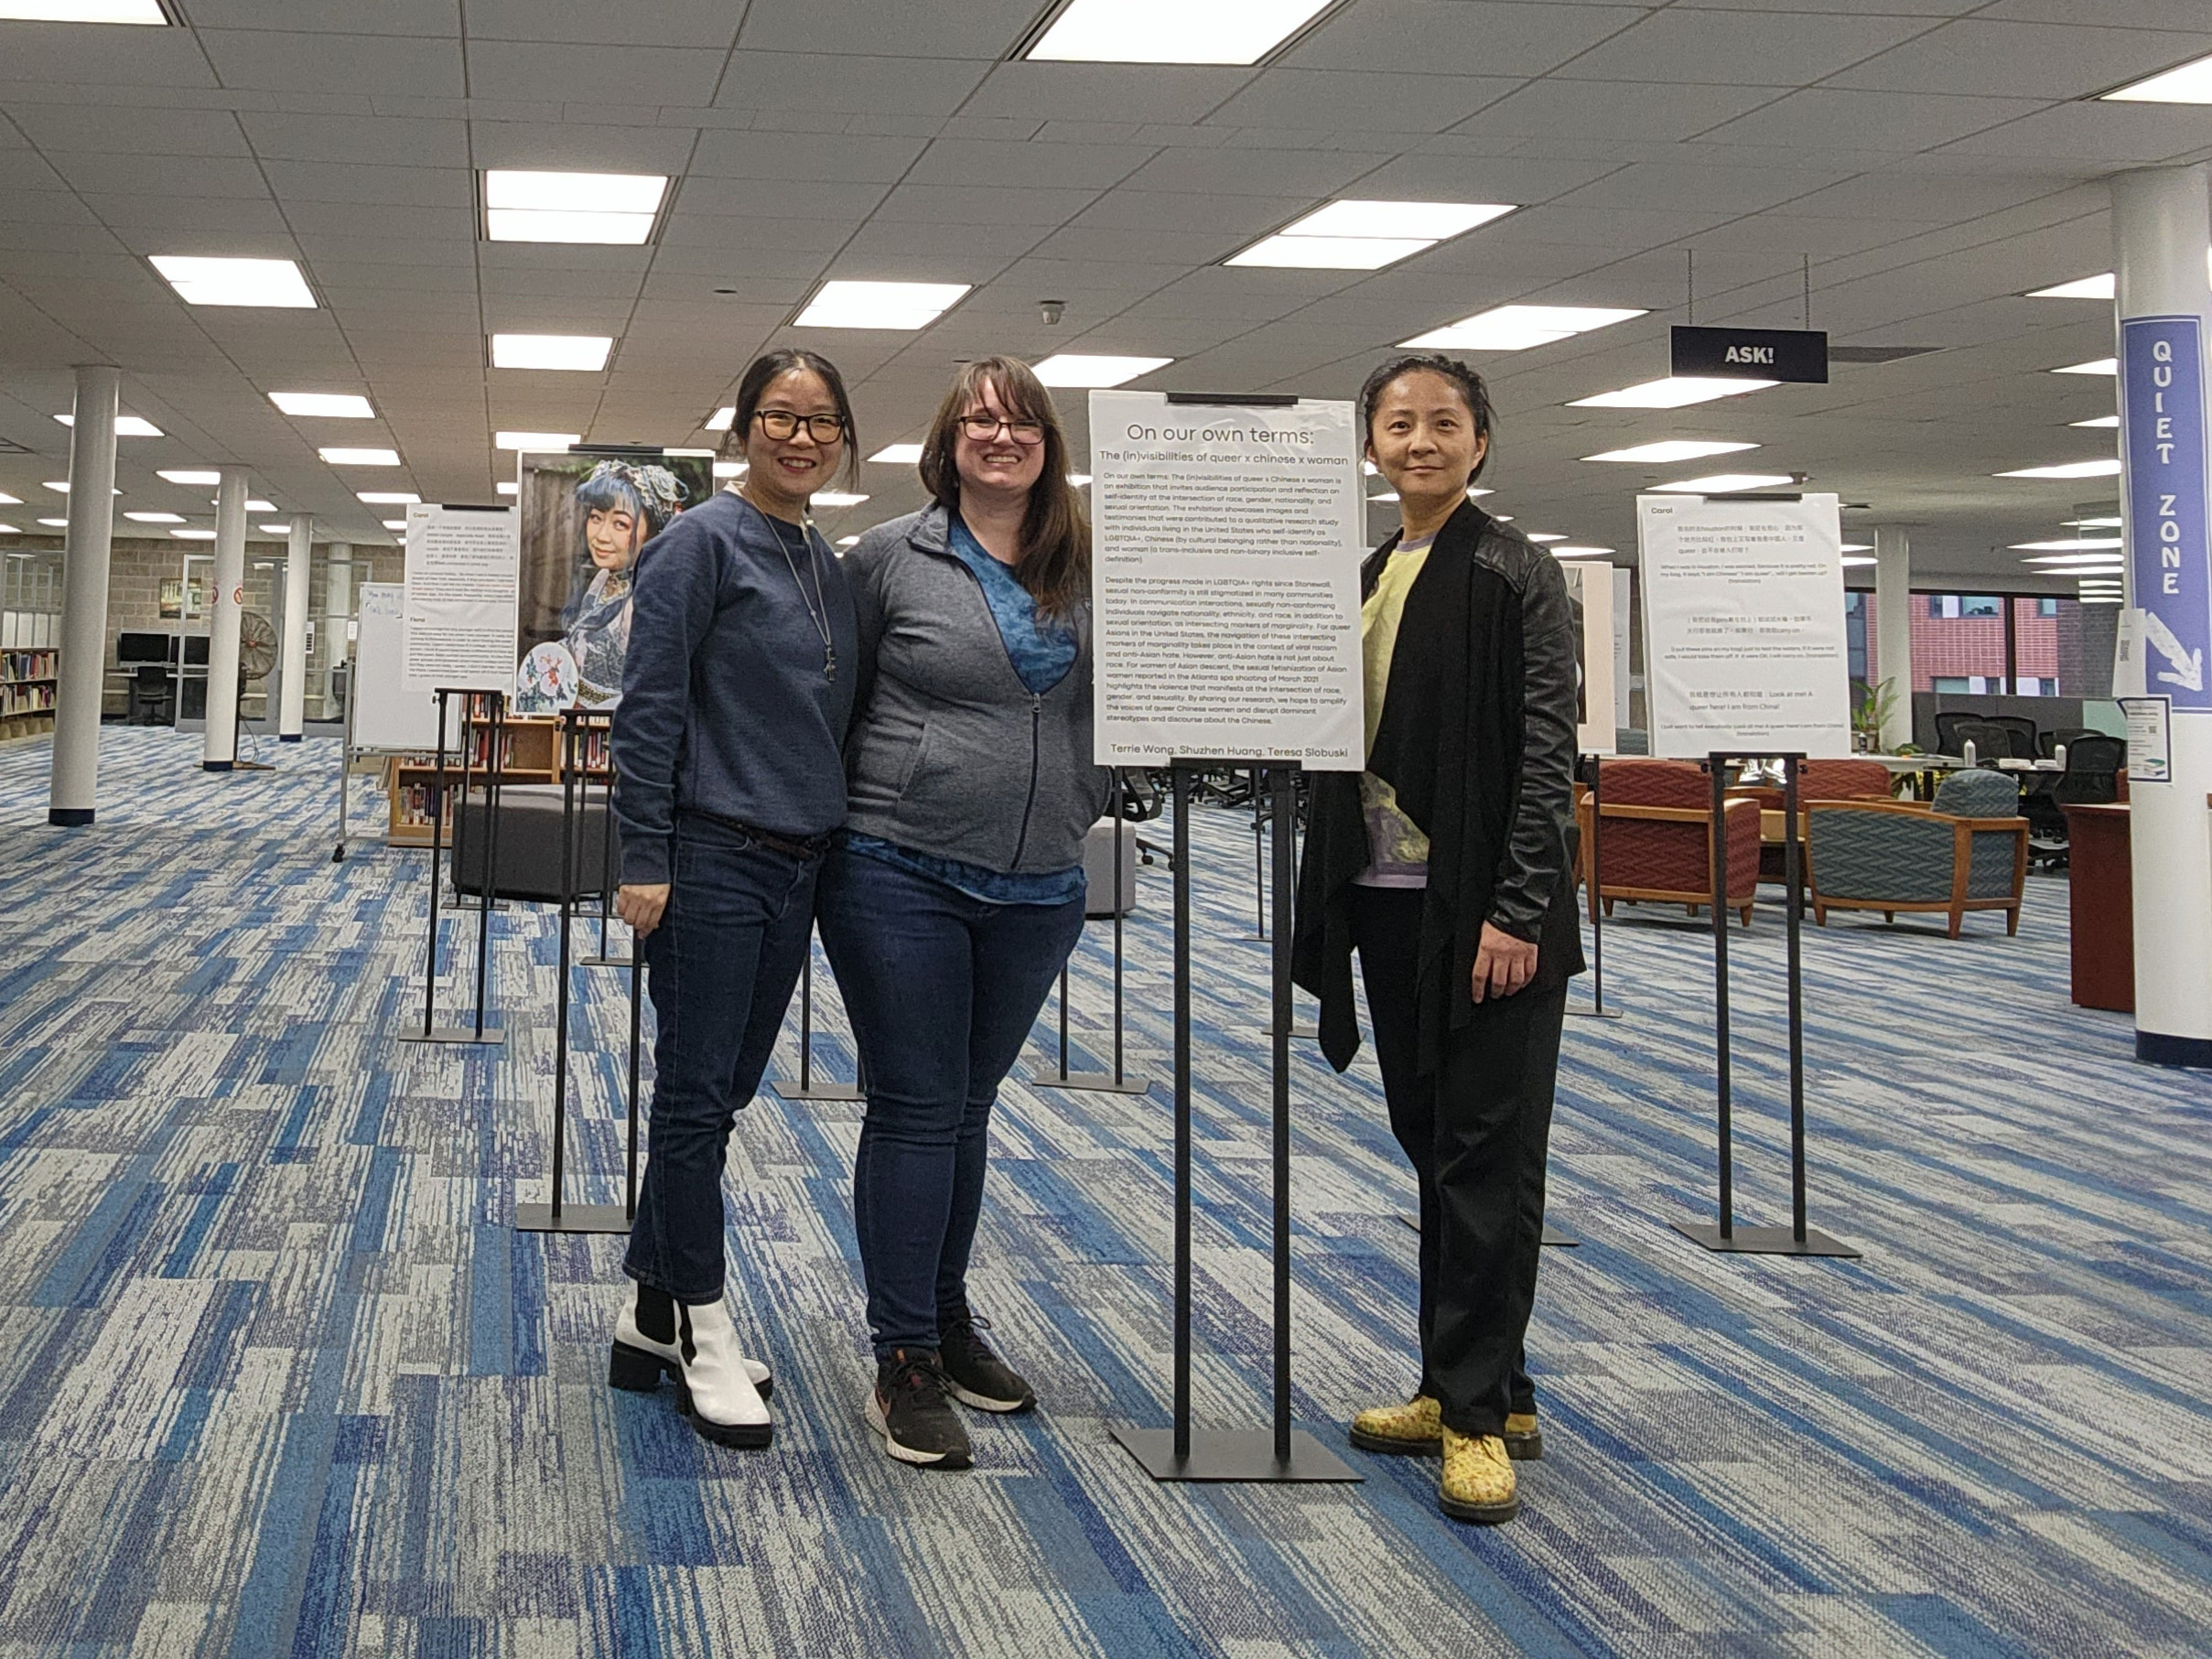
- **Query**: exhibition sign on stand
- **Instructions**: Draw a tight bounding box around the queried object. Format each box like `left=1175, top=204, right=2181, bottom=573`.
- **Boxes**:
left=1636, top=491, right=1851, bottom=760
left=403, top=503, right=520, bottom=694
left=1634, top=489, right=1860, bottom=1263
left=1090, top=389, right=1362, bottom=1488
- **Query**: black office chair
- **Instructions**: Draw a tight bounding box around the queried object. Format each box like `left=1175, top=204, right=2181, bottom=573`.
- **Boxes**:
left=2041, top=726, right=2099, bottom=759
left=1934, top=711, right=1981, bottom=755
left=1951, top=719, right=2016, bottom=765
left=126, top=663, right=175, bottom=726
left=1986, top=715, right=2041, bottom=760
left=2052, top=735, right=2125, bottom=807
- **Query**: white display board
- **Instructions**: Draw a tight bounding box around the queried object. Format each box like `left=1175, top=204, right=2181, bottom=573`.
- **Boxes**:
left=403, top=502, right=518, bottom=690
left=1088, top=392, right=1364, bottom=769
left=1636, top=492, right=1851, bottom=759
left=1612, top=568, right=1633, bottom=734
left=1559, top=561, right=1620, bottom=757
left=352, top=581, right=460, bottom=753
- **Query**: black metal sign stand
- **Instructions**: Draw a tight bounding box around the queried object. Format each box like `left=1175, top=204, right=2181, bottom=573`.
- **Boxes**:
left=1112, top=760, right=1360, bottom=1484
left=578, top=732, right=630, bottom=968
left=1031, top=770, right=1150, bottom=1095
left=401, top=687, right=506, bottom=1047
left=1566, top=752, right=1623, bottom=1022
left=519, top=710, right=639, bottom=1234
left=772, top=945, right=866, bottom=1104
left=1674, top=751, right=1860, bottom=1259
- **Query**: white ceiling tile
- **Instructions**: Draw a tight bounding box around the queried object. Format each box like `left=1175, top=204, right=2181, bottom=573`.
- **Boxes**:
left=959, top=64, right=1256, bottom=125
left=81, top=194, right=294, bottom=236
left=1551, top=162, right=1855, bottom=215
left=835, top=221, right=1056, bottom=264
left=183, top=2, right=459, bottom=34
left=1347, top=153, right=1621, bottom=202
left=10, top=104, right=249, bottom=156
left=670, top=177, right=889, bottom=221
left=197, top=29, right=466, bottom=96
left=869, top=182, right=1101, bottom=225
left=1829, top=21, right=2212, bottom=99
left=1450, top=79, right=1775, bottom=144
left=1561, top=10, right=1937, bottom=85
left=1285, top=2, right=1646, bottom=78
left=257, top=161, right=468, bottom=208
left=469, top=120, right=699, bottom=175
left=713, top=52, right=991, bottom=116
left=1072, top=190, right=1306, bottom=235
left=688, top=130, right=928, bottom=183
left=905, top=139, right=1158, bottom=191
left=1694, top=90, right=2048, bottom=153
left=1117, top=146, right=1391, bottom=197
left=48, top=152, right=272, bottom=201
left=281, top=199, right=472, bottom=240
left=1779, top=172, right=2075, bottom=224
left=738, top=0, right=1041, bottom=58
left=0, top=22, right=221, bottom=89
left=466, top=0, right=741, bottom=48
left=239, top=112, right=466, bottom=167
left=464, top=40, right=727, bottom=105
left=1204, top=68, right=1519, bottom=132
left=1936, top=102, right=2212, bottom=168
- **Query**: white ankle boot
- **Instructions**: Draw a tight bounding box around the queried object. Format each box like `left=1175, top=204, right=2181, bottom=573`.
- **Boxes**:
left=610, top=1292, right=772, bottom=1401
left=667, top=1298, right=772, bottom=1447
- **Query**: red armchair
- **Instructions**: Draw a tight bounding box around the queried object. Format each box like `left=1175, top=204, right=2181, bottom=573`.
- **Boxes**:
left=1580, top=759, right=1760, bottom=928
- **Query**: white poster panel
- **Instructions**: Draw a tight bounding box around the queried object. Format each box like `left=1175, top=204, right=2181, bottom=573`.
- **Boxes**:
left=1089, top=391, right=1364, bottom=769
left=403, top=503, right=518, bottom=691
left=351, top=582, right=456, bottom=753
left=1637, top=492, right=1851, bottom=759
left=2119, top=695, right=2171, bottom=783
left=1612, top=568, right=1633, bottom=734
left=1559, top=561, right=1618, bottom=757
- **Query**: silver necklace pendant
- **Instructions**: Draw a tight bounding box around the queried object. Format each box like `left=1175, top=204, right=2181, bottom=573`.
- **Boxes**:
left=825, top=644, right=836, bottom=681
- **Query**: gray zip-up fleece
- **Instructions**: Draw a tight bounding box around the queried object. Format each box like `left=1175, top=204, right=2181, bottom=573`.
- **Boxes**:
left=842, top=503, right=1109, bottom=874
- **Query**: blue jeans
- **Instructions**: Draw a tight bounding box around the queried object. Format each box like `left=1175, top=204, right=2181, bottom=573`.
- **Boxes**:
left=815, top=846, right=1085, bottom=1357
left=624, top=815, right=818, bottom=1304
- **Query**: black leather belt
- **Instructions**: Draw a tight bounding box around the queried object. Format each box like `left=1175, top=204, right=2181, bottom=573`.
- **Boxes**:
left=682, top=809, right=833, bottom=861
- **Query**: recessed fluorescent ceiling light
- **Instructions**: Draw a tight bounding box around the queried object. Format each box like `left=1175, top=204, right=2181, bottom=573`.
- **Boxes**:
left=2014, top=538, right=2124, bottom=551
left=2066, top=515, right=2123, bottom=528
left=496, top=482, right=519, bottom=496
left=1550, top=545, right=1614, bottom=557
left=382, top=519, right=407, bottom=530
left=1581, top=439, right=1758, bottom=465
left=258, top=522, right=292, bottom=534
left=44, top=480, right=120, bottom=495
left=2028, top=275, right=2116, bottom=300
left=2051, top=359, right=2116, bottom=376
left=491, top=333, right=611, bottom=372
left=794, top=280, right=968, bottom=330
left=1652, top=473, right=1797, bottom=493
left=1526, top=533, right=1568, bottom=543
left=1997, top=459, right=2124, bottom=479
left=0, top=525, right=18, bottom=533
left=0, top=2, right=167, bottom=20
left=123, top=511, right=185, bottom=523
left=38, top=518, right=68, bottom=527
left=245, top=499, right=275, bottom=512
left=54, top=413, right=163, bottom=437
left=2103, top=50, right=2212, bottom=103
left=1028, top=0, right=1333, bottom=65
left=1840, top=555, right=1877, bottom=567
left=1466, top=487, right=1493, bottom=498
left=1402, top=304, right=1642, bottom=350
left=1232, top=200, right=1514, bottom=270
left=836, top=535, right=859, bottom=548
left=149, top=254, right=315, bottom=308
left=320, top=447, right=399, bottom=466
left=157, top=469, right=221, bottom=486
left=170, top=528, right=217, bottom=540
left=2071, top=414, right=2120, bottom=428
left=810, top=491, right=869, bottom=508
left=0, top=492, right=17, bottom=505
left=1068, top=473, right=1092, bottom=486
left=868, top=443, right=925, bottom=464
left=358, top=491, right=419, bottom=504
left=713, top=460, right=745, bottom=479
left=483, top=170, right=666, bottom=245
left=496, top=431, right=580, bottom=451
left=1570, top=377, right=1778, bottom=409
left=705, top=406, right=736, bottom=432
left=1840, top=543, right=1873, bottom=553
left=1032, top=354, right=1173, bottom=388
left=270, top=391, right=374, bottom=418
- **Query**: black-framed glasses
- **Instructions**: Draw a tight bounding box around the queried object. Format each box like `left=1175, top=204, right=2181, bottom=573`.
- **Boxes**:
left=958, top=414, right=1046, bottom=446
left=755, top=408, right=846, bottom=443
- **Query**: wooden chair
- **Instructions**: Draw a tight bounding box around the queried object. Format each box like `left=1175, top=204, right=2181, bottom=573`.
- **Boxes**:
left=1580, top=758, right=1759, bottom=928
left=1804, top=769, right=2028, bottom=938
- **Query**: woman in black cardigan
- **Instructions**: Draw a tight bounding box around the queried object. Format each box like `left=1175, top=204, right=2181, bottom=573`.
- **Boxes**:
left=1291, top=353, right=1583, bottom=1525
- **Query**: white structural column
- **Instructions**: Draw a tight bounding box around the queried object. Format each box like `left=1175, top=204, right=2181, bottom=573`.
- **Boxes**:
left=202, top=466, right=250, bottom=770
left=323, top=541, right=352, bottom=710
left=1872, top=526, right=1913, bottom=751
left=279, top=514, right=312, bottom=740
left=2112, top=164, right=2212, bottom=1068
left=47, top=364, right=120, bottom=826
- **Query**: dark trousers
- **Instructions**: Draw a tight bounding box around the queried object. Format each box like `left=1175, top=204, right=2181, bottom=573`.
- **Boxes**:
left=623, top=816, right=819, bottom=1304
left=1351, top=885, right=1565, bottom=1437
left=815, top=846, right=1085, bottom=1359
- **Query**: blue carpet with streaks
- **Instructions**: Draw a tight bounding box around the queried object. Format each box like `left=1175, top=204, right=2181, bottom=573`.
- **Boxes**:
left=0, top=728, right=2207, bottom=1658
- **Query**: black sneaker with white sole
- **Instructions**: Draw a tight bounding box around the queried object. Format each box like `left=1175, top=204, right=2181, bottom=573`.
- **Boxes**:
left=938, top=1314, right=1035, bottom=1414
left=868, top=1350, right=972, bottom=1470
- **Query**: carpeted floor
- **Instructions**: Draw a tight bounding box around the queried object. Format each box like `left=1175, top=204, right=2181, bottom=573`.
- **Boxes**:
left=0, top=728, right=2207, bottom=1658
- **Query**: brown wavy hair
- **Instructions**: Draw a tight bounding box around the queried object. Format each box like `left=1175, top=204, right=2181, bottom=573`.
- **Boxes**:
left=917, top=356, right=1090, bottom=619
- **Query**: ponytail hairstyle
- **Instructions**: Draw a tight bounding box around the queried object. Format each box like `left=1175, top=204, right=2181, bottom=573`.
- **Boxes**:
left=918, top=355, right=1090, bottom=619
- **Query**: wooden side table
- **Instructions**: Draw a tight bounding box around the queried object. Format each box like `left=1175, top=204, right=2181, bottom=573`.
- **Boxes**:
left=2061, top=803, right=2132, bottom=1012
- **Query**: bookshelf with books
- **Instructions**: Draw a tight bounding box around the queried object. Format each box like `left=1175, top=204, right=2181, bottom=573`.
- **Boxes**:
left=1, top=649, right=59, bottom=740
left=383, top=715, right=610, bottom=846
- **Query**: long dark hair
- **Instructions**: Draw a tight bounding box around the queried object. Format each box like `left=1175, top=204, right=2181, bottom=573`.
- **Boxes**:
left=1358, top=352, right=1496, bottom=488
left=917, top=356, right=1089, bottom=619
left=563, top=459, right=685, bottom=626
left=719, top=348, right=860, bottom=489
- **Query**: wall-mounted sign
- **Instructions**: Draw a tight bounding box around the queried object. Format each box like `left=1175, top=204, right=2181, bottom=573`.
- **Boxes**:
left=2120, top=316, right=2210, bottom=713
left=2119, top=695, right=2171, bottom=782
left=1672, top=325, right=1829, bottom=384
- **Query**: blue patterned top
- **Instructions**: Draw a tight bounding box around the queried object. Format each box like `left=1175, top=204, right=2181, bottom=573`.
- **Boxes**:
left=945, top=514, right=1077, bottom=696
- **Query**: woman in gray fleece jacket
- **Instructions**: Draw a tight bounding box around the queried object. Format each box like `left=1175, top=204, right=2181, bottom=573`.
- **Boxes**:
left=816, top=357, right=1109, bottom=1471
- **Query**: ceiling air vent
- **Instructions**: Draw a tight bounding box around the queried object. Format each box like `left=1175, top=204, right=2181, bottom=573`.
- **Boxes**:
left=1828, top=345, right=1944, bottom=365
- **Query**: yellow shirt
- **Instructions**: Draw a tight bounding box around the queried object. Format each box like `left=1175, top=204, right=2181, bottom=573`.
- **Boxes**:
left=1354, top=535, right=1434, bottom=887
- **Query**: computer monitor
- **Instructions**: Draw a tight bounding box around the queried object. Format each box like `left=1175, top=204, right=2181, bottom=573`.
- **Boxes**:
left=181, top=635, right=210, bottom=666
left=117, top=631, right=172, bottom=665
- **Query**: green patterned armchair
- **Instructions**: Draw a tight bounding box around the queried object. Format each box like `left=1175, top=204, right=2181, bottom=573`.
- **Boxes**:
left=1805, top=769, right=2027, bottom=938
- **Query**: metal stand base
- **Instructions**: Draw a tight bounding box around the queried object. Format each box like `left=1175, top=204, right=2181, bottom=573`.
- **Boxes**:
left=1565, top=1005, right=1624, bottom=1021
left=398, top=1026, right=506, bottom=1047
left=772, top=1078, right=865, bottom=1103
left=1026, top=1068, right=1153, bottom=1094
left=1400, top=1212, right=1576, bottom=1247
left=515, top=1201, right=632, bottom=1234
left=1673, top=1222, right=1860, bottom=1259
left=1111, top=1427, right=1362, bottom=1483
left=578, top=953, right=633, bottom=969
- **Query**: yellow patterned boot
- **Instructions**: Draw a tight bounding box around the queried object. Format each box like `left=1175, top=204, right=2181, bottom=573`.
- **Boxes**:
left=1503, top=1410, right=1543, bottom=1460
left=1349, top=1394, right=1442, bottom=1455
left=1439, top=1427, right=1519, bottom=1524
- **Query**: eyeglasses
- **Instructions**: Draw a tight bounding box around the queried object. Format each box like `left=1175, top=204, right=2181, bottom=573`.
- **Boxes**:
left=958, top=414, right=1046, bottom=446
left=754, top=408, right=846, bottom=443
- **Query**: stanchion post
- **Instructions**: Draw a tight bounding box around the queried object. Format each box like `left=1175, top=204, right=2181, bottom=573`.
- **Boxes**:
left=581, top=728, right=629, bottom=968
left=1030, top=770, right=1151, bottom=1094
left=772, top=941, right=866, bottom=1103
left=1674, top=750, right=1859, bottom=1260
left=469, top=692, right=506, bottom=1041
left=627, top=947, right=643, bottom=1223
left=400, top=687, right=504, bottom=1046
left=1567, top=752, right=1624, bottom=1021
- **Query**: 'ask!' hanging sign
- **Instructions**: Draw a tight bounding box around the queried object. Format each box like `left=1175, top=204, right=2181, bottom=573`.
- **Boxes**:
left=2121, top=316, right=2212, bottom=711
